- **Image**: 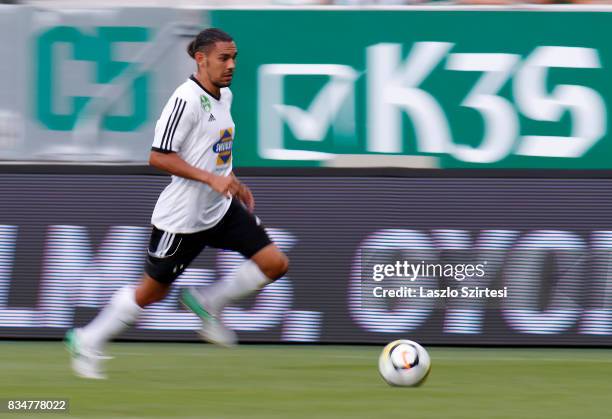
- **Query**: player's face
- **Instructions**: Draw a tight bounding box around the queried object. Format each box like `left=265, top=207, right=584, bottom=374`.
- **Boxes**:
left=201, top=41, right=237, bottom=88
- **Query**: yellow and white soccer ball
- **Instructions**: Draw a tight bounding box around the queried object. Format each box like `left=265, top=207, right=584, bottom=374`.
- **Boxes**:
left=378, top=339, right=431, bottom=387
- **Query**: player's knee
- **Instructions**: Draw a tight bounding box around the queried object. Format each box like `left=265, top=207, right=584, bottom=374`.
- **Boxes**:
left=136, top=289, right=168, bottom=307
left=135, top=276, right=171, bottom=307
left=268, top=253, right=289, bottom=281
left=253, top=246, right=289, bottom=281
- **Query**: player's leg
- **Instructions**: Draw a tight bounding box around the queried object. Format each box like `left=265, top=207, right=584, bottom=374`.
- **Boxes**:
left=77, top=273, right=170, bottom=347
left=65, top=273, right=167, bottom=379
left=181, top=243, right=288, bottom=347
left=251, top=243, right=290, bottom=280
left=66, top=227, right=200, bottom=379
left=197, top=243, right=288, bottom=315
left=181, top=199, right=289, bottom=346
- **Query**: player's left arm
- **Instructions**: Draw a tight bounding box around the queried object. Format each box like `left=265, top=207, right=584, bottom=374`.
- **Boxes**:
left=231, top=172, right=255, bottom=212
left=227, top=90, right=254, bottom=212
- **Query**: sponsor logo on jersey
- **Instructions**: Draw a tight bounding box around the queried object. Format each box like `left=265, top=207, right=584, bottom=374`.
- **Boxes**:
left=200, top=95, right=212, bottom=112
left=214, top=128, right=233, bottom=165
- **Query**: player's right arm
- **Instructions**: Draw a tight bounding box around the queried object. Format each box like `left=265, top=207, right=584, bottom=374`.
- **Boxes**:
left=150, top=93, right=239, bottom=196
left=149, top=151, right=239, bottom=196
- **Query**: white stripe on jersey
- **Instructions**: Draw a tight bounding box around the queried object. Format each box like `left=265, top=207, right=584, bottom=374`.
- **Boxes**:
left=165, top=99, right=186, bottom=151
left=160, top=99, right=178, bottom=151
left=159, top=98, right=187, bottom=152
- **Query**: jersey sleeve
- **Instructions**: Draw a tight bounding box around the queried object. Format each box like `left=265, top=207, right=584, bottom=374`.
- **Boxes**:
left=226, top=88, right=233, bottom=109
left=151, top=93, right=195, bottom=153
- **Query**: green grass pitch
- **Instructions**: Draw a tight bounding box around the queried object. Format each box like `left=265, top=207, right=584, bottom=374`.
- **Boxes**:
left=1, top=341, right=611, bottom=418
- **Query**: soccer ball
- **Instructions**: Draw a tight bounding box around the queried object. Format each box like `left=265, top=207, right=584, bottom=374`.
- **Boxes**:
left=378, top=339, right=431, bottom=387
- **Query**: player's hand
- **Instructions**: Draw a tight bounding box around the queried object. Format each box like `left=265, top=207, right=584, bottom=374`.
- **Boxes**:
left=237, top=183, right=255, bottom=212
left=208, top=174, right=240, bottom=197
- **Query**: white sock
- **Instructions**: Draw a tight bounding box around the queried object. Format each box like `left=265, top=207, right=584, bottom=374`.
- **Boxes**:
left=80, top=286, right=143, bottom=350
left=204, top=260, right=271, bottom=313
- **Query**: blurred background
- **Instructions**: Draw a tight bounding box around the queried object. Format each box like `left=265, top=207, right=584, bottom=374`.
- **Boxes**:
left=0, top=1, right=611, bottom=418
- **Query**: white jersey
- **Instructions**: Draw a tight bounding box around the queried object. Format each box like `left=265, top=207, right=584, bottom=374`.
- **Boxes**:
left=151, top=75, right=235, bottom=233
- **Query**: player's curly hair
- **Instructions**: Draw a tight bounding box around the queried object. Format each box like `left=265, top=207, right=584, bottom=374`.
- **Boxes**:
left=187, top=28, right=233, bottom=58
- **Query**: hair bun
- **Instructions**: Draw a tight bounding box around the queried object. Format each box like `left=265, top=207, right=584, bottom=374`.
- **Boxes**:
left=187, top=39, right=197, bottom=58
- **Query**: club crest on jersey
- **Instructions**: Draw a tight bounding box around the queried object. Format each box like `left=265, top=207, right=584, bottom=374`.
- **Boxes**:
left=214, top=128, right=233, bottom=166
left=200, top=95, right=212, bottom=112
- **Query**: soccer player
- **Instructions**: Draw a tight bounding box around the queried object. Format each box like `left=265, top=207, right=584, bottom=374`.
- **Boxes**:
left=65, top=28, right=289, bottom=379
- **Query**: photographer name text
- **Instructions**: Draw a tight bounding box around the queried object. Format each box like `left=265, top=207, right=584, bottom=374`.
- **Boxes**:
left=372, top=286, right=507, bottom=299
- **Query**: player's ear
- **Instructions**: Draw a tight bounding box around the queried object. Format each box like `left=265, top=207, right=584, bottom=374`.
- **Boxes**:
left=194, top=50, right=206, bottom=67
